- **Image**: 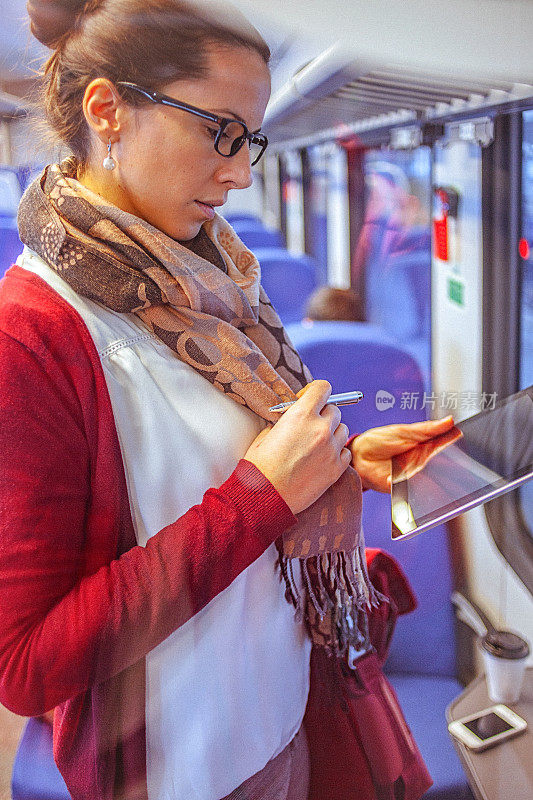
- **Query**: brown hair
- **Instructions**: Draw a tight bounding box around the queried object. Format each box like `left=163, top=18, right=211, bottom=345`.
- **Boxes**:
left=304, top=286, right=365, bottom=323
left=27, top=0, right=270, bottom=165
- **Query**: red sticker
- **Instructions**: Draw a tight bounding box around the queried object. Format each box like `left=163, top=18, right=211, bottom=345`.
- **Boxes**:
left=434, top=216, right=448, bottom=261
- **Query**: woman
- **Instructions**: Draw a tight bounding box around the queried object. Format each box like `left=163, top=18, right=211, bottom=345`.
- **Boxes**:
left=0, top=2, right=453, bottom=798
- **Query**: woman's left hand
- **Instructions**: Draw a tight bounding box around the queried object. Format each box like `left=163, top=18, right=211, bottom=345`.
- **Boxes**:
left=349, top=416, right=455, bottom=493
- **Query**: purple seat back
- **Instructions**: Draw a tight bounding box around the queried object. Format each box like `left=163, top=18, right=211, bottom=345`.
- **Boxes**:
left=233, top=225, right=285, bottom=250
left=224, top=212, right=263, bottom=227
left=0, top=224, right=23, bottom=278
left=256, top=248, right=320, bottom=325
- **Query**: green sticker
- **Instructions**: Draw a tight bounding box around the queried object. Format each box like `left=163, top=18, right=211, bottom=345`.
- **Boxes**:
left=448, top=277, right=464, bottom=306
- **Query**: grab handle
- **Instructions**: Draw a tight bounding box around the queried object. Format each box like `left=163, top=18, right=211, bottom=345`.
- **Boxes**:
left=451, top=591, right=498, bottom=638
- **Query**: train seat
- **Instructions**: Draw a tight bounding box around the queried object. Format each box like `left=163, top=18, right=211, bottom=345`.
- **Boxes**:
left=286, top=320, right=474, bottom=800
left=11, top=717, right=70, bottom=800
left=0, top=167, right=24, bottom=278
left=231, top=224, right=285, bottom=250
left=364, top=244, right=432, bottom=390
left=223, top=212, right=263, bottom=226
left=255, top=248, right=320, bottom=325
left=16, top=165, right=45, bottom=192
left=0, top=220, right=24, bottom=279
left=285, top=320, right=426, bottom=432
left=366, top=250, right=431, bottom=339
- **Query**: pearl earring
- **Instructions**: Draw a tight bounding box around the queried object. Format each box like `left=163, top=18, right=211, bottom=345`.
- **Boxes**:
left=103, top=140, right=116, bottom=170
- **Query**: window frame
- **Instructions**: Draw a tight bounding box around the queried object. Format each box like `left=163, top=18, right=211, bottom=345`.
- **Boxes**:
left=482, top=108, right=533, bottom=595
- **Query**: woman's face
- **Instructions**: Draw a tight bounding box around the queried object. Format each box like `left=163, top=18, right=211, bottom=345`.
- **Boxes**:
left=101, top=46, right=271, bottom=240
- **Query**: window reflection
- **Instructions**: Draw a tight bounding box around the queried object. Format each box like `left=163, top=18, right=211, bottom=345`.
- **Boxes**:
left=355, top=149, right=432, bottom=390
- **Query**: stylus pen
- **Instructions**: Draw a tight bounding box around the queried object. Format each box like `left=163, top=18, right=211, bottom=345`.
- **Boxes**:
left=269, top=390, right=364, bottom=414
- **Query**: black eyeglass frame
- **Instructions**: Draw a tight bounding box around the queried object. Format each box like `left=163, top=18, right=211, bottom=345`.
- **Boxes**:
left=116, top=81, right=268, bottom=166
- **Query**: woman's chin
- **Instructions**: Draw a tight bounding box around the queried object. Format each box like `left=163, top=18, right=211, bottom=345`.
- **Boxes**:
left=157, top=219, right=203, bottom=242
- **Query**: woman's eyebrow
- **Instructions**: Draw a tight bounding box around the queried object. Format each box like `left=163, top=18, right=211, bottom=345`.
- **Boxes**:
left=211, top=108, right=262, bottom=133
left=212, top=108, right=245, bottom=122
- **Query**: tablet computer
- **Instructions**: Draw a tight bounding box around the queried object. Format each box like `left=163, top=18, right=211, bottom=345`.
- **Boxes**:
left=391, top=385, right=533, bottom=540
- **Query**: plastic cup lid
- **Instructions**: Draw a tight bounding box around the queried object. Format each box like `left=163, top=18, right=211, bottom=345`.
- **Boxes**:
left=481, top=631, right=530, bottom=659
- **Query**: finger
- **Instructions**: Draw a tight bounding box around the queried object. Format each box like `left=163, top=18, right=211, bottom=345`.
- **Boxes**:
left=340, top=447, right=352, bottom=465
left=320, top=402, right=342, bottom=430
left=291, top=379, right=332, bottom=414
left=412, top=415, right=455, bottom=439
left=295, top=385, right=311, bottom=399
left=333, top=421, right=350, bottom=447
left=374, top=462, right=392, bottom=492
left=394, top=423, right=463, bottom=480
left=387, top=416, right=456, bottom=447
left=430, top=414, right=455, bottom=428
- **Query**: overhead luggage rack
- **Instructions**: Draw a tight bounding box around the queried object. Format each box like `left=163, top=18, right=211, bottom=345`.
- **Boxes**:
left=0, top=90, right=29, bottom=119
left=263, top=45, right=533, bottom=150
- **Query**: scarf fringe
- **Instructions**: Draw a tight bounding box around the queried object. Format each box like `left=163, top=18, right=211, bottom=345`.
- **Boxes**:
left=279, top=542, right=385, bottom=657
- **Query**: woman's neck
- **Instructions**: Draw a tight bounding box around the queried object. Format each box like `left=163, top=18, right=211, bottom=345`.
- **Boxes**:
left=76, top=162, right=140, bottom=219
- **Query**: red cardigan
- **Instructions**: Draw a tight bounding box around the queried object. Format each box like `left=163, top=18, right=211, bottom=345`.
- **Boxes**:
left=0, top=265, right=299, bottom=800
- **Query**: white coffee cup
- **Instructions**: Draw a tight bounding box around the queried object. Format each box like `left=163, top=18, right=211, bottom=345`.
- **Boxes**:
left=480, top=631, right=530, bottom=705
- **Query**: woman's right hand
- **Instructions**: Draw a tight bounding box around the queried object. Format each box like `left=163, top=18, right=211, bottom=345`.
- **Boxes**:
left=243, top=380, right=352, bottom=515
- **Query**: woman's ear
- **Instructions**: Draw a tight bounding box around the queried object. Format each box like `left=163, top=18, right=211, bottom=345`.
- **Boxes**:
left=82, top=78, right=125, bottom=144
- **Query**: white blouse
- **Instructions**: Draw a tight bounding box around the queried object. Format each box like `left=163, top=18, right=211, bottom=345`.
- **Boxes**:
left=18, top=247, right=311, bottom=800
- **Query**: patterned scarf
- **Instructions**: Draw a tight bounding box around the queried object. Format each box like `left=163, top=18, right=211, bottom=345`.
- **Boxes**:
left=18, top=159, right=379, bottom=654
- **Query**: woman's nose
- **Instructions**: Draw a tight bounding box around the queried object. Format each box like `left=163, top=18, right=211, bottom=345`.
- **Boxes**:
left=215, top=144, right=253, bottom=189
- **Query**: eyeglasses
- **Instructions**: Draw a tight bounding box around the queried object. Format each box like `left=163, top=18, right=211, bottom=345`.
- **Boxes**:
left=117, top=82, right=268, bottom=166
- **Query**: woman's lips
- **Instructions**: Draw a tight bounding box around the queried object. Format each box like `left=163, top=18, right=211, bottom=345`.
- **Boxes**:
left=195, top=201, right=215, bottom=220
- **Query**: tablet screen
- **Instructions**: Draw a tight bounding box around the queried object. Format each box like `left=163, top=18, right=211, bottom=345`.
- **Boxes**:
left=391, top=386, right=533, bottom=539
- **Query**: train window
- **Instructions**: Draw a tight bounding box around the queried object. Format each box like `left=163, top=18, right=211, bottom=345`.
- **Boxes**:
left=280, top=151, right=305, bottom=254
left=483, top=110, right=533, bottom=593
left=262, top=153, right=282, bottom=231
left=353, top=148, right=432, bottom=389
left=325, top=144, right=351, bottom=288
left=302, top=145, right=328, bottom=283
left=519, top=110, right=533, bottom=540
left=520, top=111, right=533, bottom=389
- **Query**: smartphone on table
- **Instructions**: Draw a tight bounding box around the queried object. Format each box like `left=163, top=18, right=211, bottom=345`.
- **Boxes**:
left=448, top=704, right=527, bottom=752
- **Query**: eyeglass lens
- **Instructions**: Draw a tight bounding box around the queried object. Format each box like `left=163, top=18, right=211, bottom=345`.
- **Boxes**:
left=216, top=120, right=265, bottom=165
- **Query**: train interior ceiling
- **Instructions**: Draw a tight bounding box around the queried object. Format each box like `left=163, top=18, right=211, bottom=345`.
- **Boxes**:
left=1, top=0, right=533, bottom=799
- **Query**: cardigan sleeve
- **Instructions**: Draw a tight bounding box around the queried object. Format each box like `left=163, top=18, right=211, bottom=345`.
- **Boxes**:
left=0, top=276, right=297, bottom=716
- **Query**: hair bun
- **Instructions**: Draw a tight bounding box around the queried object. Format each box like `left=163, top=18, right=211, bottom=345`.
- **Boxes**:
left=27, top=0, right=88, bottom=48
